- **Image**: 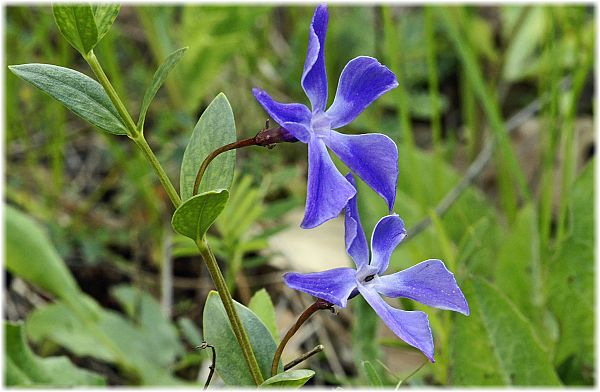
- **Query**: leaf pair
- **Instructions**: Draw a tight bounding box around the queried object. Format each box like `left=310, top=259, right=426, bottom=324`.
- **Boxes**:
left=172, top=93, right=236, bottom=241
left=203, top=290, right=314, bottom=388
left=11, top=5, right=187, bottom=137
left=53, top=4, right=120, bottom=55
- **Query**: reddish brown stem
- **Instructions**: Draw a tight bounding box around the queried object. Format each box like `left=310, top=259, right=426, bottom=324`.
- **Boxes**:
left=192, top=125, right=296, bottom=196
left=271, top=298, right=334, bottom=377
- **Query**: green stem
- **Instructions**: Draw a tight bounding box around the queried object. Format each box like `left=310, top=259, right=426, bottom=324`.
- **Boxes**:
left=84, top=50, right=181, bottom=208
left=84, top=50, right=138, bottom=137
left=133, top=135, right=182, bottom=208
left=196, top=238, right=264, bottom=385
left=84, top=47, right=262, bottom=385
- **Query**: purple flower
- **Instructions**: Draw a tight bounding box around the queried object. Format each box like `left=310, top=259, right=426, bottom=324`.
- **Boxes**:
left=253, top=4, right=399, bottom=229
left=283, top=174, right=469, bottom=362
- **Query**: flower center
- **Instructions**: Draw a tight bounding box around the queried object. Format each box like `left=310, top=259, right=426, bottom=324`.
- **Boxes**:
left=310, top=112, right=331, bottom=138
left=356, top=265, right=379, bottom=285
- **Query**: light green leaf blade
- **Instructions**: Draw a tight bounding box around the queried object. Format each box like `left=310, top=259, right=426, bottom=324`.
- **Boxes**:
left=451, top=278, right=561, bottom=385
left=203, top=291, right=282, bottom=386
left=92, top=4, right=120, bottom=43
left=52, top=5, right=98, bottom=55
left=171, top=190, right=229, bottom=241
left=6, top=322, right=105, bottom=386
left=180, top=93, right=236, bottom=201
left=248, top=288, right=278, bottom=342
left=5, top=205, right=80, bottom=300
left=362, top=361, right=383, bottom=387
left=9, top=63, right=127, bottom=135
left=138, top=47, right=187, bottom=130
left=495, top=204, right=540, bottom=317
left=26, top=298, right=185, bottom=385
left=547, top=160, right=593, bottom=375
left=260, top=369, right=315, bottom=388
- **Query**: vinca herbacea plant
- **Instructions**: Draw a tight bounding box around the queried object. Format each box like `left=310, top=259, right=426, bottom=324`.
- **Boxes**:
left=9, top=3, right=468, bottom=387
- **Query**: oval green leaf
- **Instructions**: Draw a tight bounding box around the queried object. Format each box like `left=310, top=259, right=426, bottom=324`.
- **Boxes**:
left=203, top=291, right=282, bottom=386
left=138, top=47, right=187, bottom=130
left=171, top=189, right=229, bottom=241
left=5, top=205, right=81, bottom=300
left=9, top=63, right=128, bottom=135
left=260, top=369, right=315, bottom=388
left=52, top=5, right=98, bottom=55
left=180, top=93, right=236, bottom=201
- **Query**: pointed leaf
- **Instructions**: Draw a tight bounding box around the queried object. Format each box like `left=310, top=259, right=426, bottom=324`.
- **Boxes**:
left=450, top=278, right=561, bottom=385
left=248, top=288, right=278, bottom=342
left=260, top=369, right=315, bottom=388
left=92, top=4, right=120, bottom=43
left=9, top=63, right=127, bottom=135
left=362, top=361, right=383, bottom=387
left=52, top=5, right=98, bottom=55
left=180, top=93, right=236, bottom=201
left=138, top=47, right=187, bottom=130
left=6, top=323, right=105, bottom=386
left=203, top=291, right=282, bottom=386
left=171, top=190, right=229, bottom=241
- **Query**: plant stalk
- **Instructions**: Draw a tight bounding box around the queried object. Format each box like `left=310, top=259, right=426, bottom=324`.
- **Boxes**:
left=133, top=135, right=182, bottom=208
left=85, top=50, right=182, bottom=208
left=85, top=49, right=264, bottom=385
left=196, top=238, right=264, bottom=385
left=84, top=50, right=138, bottom=136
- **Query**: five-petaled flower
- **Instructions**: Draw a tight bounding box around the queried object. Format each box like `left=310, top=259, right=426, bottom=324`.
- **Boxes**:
left=253, top=4, right=399, bottom=229
left=283, top=174, right=469, bottom=362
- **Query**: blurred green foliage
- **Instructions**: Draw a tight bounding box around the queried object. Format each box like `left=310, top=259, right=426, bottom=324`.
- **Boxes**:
left=5, top=4, right=594, bottom=387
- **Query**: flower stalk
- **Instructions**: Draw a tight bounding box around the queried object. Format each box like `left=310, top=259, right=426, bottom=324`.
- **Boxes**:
left=193, top=123, right=296, bottom=196
left=271, top=298, right=334, bottom=377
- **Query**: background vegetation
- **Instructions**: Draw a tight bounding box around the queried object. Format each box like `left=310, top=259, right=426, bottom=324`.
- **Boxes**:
left=5, top=4, right=594, bottom=387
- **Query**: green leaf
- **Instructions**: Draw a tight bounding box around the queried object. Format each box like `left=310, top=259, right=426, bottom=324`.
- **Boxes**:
left=362, top=361, right=384, bottom=387
left=547, top=160, right=593, bottom=375
left=248, top=288, right=279, bottom=342
left=171, top=189, right=229, bottom=241
left=260, top=369, right=315, bottom=388
left=6, top=322, right=105, bottom=386
left=5, top=205, right=80, bottom=301
left=495, top=204, right=541, bottom=317
left=203, top=291, right=281, bottom=386
left=26, top=297, right=185, bottom=385
left=92, top=4, right=120, bottom=43
left=52, top=5, right=98, bottom=55
left=138, top=47, right=187, bottom=130
left=450, top=278, right=561, bottom=385
left=9, top=63, right=127, bottom=135
left=180, top=93, right=236, bottom=201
